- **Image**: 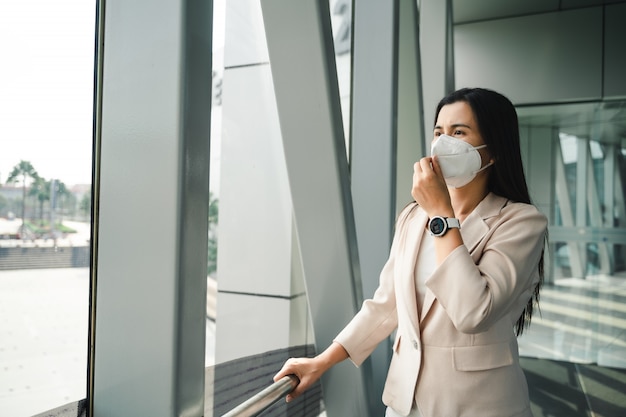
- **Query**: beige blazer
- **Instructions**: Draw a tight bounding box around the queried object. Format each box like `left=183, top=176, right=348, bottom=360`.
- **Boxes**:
left=335, top=193, right=547, bottom=417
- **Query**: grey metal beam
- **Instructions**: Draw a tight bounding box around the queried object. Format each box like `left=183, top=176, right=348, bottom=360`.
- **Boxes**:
left=419, top=0, right=454, bottom=142
left=604, top=145, right=616, bottom=269
left=91, top=0, right=212, bottom=415
left=350, top=1, right=398, bottom=414
left=555, top=139, right=585, bottom=278
left=351, top=0, right=398, bottom=299
left=176, top=1, right=213, bottom=413
left=548, top=226, right=626, bottom=245
left=585, top=147, right=612, bottom=274
left=260, top=1, right=370, bottom=416
left=396, top=0, right=426, bottom=210
left=576, top=137, right=589, bottom=273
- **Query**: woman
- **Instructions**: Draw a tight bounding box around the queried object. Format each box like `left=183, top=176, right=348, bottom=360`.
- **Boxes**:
left=274, top=88, right=547, bottom=417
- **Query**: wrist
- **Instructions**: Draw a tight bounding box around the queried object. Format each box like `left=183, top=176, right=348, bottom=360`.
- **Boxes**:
left=428, top=206, right=454, bottom=218
left=318, top=342, right=348, bottom=369
left=428, top=215, right=460, bottom=237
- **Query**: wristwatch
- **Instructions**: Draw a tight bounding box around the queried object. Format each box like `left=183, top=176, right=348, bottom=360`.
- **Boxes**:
left=428, top=216, right=461, bottom=237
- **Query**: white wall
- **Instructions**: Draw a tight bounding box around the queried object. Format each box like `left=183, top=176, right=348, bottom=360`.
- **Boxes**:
left=455, top=8, right=604, bottom=103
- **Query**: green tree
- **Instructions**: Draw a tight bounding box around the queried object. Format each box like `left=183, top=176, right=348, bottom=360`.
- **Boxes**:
left=6, top=160, right=40, bottom=233
left=29, top=177, right=50, bottom=224
left=28, top=178, right=69, bottom=225
left=49, top=179, right=69, bottom=221
left=79, top=190, right=91, bottom=219
left=58, top=187, right=77, bottom=219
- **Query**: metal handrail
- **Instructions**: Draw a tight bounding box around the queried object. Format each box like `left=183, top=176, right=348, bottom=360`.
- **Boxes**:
left=221, top=374, right=299, bottom=417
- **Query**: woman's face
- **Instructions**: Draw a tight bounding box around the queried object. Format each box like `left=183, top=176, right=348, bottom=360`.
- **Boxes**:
left=433, top=101, right=491, bottom=165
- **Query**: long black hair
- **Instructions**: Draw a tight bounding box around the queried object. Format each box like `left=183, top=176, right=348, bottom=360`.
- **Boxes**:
left=435, top=87, right=546, bottom=336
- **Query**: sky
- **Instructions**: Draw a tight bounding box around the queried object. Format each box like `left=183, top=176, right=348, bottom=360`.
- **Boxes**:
left=0, top=0, right=97, bottom=187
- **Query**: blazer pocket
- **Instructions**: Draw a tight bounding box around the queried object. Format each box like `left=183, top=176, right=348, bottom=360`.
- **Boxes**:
left=452, top=342, right=513, bottom=371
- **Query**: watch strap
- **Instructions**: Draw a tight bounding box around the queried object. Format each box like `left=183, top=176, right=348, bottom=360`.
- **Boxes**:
left=446, top=217, right=461, bottom=229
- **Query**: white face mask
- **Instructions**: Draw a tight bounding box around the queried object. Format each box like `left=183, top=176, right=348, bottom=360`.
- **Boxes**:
left=430, top=134, right=493, bottom=188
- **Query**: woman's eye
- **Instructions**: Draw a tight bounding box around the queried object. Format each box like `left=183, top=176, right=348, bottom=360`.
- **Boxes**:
left=434, top=131, right=441, bottom=137
left=454, top=130, right=463, bottom=135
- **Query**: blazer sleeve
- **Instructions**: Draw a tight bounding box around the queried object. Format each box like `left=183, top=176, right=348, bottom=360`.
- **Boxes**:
left=333, top=204, right=416, bottom=366
left=426, top=202, right=547, bottom=334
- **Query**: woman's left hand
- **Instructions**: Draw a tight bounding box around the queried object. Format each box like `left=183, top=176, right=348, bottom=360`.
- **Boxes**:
left=411, top=156, right=453, bottom=217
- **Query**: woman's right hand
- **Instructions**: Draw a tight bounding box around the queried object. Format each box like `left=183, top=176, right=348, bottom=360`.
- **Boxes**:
left=273, top=341, right=349, bottom=402
left=411, top=156, right=453, bottom=218
left=273, top=356, right=325, bottom=402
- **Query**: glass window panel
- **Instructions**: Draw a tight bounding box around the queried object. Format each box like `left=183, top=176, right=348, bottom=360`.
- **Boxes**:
left=590, top=140, right=604, bottom=159
left=330, top=0, right=352, bottom=151
left=559, top=132, right=578, bottom=164
left=558, top=132, right=579, bottom=219
left=205, top=0, right=225, bottom=371
left=520, top=103, right=626, bottom=376
left=205, top=1, right=320, bottom=415
left=0, top=1, right=95, bottom=415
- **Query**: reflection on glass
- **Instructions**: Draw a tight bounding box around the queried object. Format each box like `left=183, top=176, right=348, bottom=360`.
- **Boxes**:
left=330, top=0, right=352, bottom=149
left=205, top=1, right=333, bottom=415
left=520, top=119, right=626, bottom=371
left=558, top=132, right=578, bottom=219
left=0, top=0, right=95, bottom=415
left=204, top=1, right=224, bottom=415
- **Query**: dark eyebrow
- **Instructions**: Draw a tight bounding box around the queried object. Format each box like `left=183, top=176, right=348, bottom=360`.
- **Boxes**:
left=433, top=123, right=473, bottom=130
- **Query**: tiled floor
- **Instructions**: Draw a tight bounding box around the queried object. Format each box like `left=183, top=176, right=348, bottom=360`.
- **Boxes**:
left=522, top=357, right=626, bottom=417
left=518, top=273, right=626, bottom=416
left=518, top=273, right=626, bottom=369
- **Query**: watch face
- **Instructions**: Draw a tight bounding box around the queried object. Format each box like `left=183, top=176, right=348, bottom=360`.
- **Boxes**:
left=430, top=217, right=446, bottom=235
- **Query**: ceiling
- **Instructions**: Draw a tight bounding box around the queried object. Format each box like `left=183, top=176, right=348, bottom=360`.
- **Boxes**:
left=451, top=0, right=626, bottom=146
left=453, top=0, right=624, bottom=24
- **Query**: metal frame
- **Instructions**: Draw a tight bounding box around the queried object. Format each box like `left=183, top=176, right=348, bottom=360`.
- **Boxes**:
left=90, top=0, right=212, bottom=415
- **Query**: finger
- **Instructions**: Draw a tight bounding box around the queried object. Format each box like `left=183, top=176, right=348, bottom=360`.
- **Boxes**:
left=419, top=156, right=434, bottom=172
left=273, top=366, right=287, bottom=382
left=273, top=371, right=285, bottom=382
left=273, top=360, right=295, bottom=382
left=431, top=156, right=443, bottom=178
left=286, top=381, right=307, bottom=402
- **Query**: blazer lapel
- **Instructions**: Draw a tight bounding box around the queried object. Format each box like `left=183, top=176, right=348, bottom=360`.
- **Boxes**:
left=420, top=193, right=508, bottom=322
left=462, top=193, right=508, bottom=253
left=459, top=211, right=489, bottom=254
left=397, top=207, right=428, bottom=330
left=420, top=288, right=436, bottom=323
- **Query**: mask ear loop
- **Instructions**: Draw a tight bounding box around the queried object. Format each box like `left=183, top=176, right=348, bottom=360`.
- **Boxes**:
left=473, top=145, right=493, bottom=174
left=473, top=160, right=494, bottom=175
